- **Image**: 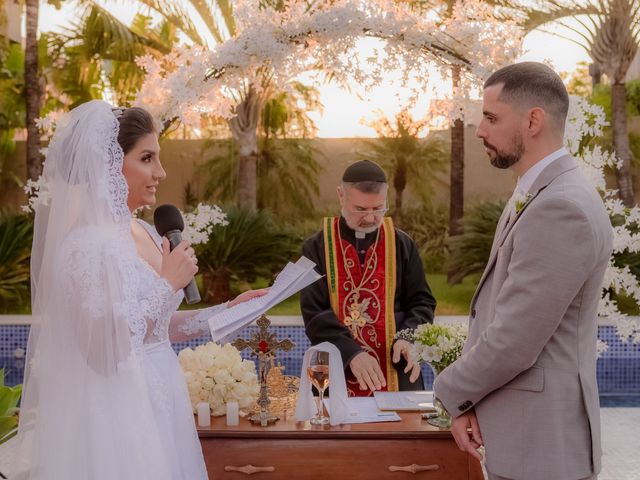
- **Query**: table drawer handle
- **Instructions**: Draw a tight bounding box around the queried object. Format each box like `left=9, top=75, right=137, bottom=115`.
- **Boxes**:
left=388, top=464, right=440, bottom=474
left=224, top=465, right=275, bottom=475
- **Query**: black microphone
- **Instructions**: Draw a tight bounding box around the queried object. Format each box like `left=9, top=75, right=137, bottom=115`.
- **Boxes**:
left=153, top=204, right=201, bottom=305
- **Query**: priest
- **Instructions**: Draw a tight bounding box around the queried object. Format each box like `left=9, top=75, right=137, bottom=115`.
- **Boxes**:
left=301, top=160, right=436, bottom=397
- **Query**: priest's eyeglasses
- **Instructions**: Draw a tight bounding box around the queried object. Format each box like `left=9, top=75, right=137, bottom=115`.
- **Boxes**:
left=348, top=206, right=388, bottom=217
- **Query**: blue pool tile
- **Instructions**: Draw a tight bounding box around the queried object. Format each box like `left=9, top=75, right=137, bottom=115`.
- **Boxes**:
left=1, top=324, right=638, bottom=395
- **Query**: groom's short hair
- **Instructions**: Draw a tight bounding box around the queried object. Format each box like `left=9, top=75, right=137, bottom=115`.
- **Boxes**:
left=484, top=62, right=569, bottom=132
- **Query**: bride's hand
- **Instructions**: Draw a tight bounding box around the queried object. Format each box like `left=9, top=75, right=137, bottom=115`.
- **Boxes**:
left=228, top=288, right=269, bottom=308
left=160, top=238, right=198, bottom=292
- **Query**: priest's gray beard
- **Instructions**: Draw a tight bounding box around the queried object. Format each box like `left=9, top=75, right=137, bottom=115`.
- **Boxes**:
left=486, top=132, right=525, bottom=170
left=341, top=208, right=380, bottom=235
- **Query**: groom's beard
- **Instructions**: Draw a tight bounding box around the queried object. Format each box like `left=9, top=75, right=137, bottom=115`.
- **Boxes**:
left=485, top=133, right=525, bottom=169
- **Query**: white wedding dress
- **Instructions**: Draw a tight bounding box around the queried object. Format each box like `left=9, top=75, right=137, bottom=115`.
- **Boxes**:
left=12, top=101, right=222, bottom=479
left=132, top=220, right=220, bottom=480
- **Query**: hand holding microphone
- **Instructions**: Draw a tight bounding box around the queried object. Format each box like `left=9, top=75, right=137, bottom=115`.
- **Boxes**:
left=160, top=238, right=197, bottom=292
left=154, top=204, right=201, bottom=304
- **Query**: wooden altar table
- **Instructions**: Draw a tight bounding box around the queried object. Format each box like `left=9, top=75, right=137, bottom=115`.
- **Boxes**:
left=198, top=412, right=484, bottom=479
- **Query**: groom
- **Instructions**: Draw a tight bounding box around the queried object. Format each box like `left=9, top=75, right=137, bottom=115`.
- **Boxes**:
left=434, top=62, right=612, bottom=480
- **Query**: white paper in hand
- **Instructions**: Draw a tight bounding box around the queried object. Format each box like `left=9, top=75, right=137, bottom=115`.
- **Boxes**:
left=205, top=256, right=321, bottom=341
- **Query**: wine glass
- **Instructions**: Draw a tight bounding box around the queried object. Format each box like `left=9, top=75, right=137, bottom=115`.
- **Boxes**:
left=307, top=351, right=330, bottom=425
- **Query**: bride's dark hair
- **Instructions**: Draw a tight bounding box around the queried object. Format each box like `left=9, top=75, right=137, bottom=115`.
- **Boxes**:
left=116, top=107, right=158, bottom=155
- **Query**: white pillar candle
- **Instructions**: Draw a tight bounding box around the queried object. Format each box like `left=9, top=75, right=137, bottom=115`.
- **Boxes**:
left=226, top=400, right=239, bottom=426
left=197, top=402, right=211, bottom=427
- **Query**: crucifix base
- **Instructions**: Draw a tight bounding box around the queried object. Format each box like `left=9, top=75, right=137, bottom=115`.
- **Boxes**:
left=248, top=411, right=280, bottom=427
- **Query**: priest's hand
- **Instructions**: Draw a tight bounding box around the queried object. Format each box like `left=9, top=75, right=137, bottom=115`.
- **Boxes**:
left=349, top=352, right=386, bottom=392
left=228, top=288, right=269, bottom=308
left=450, top=410, right=483, bottom=462
left=392, top=339, right=421, bottom=383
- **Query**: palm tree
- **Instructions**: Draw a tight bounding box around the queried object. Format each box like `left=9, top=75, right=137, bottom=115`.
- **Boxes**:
left=199, top=83, right=324, bottom=217
left=360, top=109, right=447, bottom=224
left=0, top=41, right=25, bottom=186
left=403, top=0, right=494, bottom=284
left=404, top=0, right=466, bottom=237
left=588, top=0, right=638, bottom=206
left=94, top=0, right=258, bottom=209
left=80, top=0, right=319, bottom=210
left=25, top=0, right=41, bottom=181
left=521, top=0, right=638, bottom=206
left=449, top=64, right=464, bottom=236
left=48, top=3, right=176, bottom=108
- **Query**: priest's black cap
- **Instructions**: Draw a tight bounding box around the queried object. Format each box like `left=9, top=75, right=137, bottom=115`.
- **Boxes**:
left=342, top=160, right=387, bottom=183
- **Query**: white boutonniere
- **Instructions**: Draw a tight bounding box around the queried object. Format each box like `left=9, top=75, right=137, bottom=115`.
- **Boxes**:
left=513, top=191, right=533, bottom=215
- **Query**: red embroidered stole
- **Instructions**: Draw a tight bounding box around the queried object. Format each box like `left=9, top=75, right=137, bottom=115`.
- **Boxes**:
left=323, top=217, right=398, bottom=397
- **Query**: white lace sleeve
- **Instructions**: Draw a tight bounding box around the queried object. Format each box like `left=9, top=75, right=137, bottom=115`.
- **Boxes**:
left=168, top=303, right=228, bottom=342
left=137, top=274, right=185, bottom=345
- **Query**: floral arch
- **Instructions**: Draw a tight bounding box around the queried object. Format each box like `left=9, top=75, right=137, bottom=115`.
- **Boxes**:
left=132, top=0, right=639, bottom=345
left=134, top=0, right=523, bottom=207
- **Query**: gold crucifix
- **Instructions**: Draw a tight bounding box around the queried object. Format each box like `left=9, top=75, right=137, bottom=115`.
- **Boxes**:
left=232, top=315, right=295, bottom=426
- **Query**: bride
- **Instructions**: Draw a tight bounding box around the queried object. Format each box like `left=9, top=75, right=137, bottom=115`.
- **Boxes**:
left=11, top=100, right=264, bottom=479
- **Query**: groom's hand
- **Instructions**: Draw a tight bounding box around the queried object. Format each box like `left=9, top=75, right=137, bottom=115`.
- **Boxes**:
left=349, top=352, right=386, bottom=391
left=450, top=410, right=484, bottom=461
left=392, top=339, right=421, bottom=383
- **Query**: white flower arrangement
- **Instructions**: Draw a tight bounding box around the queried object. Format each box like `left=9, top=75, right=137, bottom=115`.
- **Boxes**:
left=178, top=342, right=260, bottom=416
left=181, top=203, right=228, bottom=245
left=396, top=323, right=468, bottom=374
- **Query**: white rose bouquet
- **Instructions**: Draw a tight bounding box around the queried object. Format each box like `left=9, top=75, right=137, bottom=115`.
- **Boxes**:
left=396, top=323, right=468, bottom=375
left=178, top=342, right=260, bottom=416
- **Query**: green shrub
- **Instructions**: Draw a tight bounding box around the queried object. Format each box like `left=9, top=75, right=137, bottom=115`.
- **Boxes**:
left=397, top=204, right=449, bottom=273
left=0, top=369, right=21, bottom=445
left=447, top=200, right=505, bottom=285
left=0, top=210, right=33, bottom=313
left=195, top=207, right=298, bottom=303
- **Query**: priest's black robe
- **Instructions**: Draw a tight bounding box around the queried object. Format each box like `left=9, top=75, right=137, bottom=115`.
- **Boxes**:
left=301, top=217, right=436, bottom=392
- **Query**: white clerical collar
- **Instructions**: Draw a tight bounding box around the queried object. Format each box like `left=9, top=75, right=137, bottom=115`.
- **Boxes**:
left=515, top=147, right=568, bottom=195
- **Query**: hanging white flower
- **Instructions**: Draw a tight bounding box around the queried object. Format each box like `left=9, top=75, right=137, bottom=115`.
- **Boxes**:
left=22, top=176, right=51, bottom=214
left=566, top=95, right=640, bottom=344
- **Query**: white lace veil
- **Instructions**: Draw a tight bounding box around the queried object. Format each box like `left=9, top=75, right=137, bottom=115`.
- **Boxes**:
left=12, top=100, right=171, bottom=479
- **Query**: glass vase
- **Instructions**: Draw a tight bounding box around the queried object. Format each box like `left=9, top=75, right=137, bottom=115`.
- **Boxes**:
left=428, top=364, right=451, bottom=429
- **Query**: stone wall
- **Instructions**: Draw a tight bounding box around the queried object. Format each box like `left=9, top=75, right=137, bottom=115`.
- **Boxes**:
left=0, top=127, right=516, bottom=212
left=3, top=126, right=635, bottom=213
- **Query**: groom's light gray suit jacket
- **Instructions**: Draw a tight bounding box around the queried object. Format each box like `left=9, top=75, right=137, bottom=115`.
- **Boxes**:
left=434, top=155, right=613, bottom=480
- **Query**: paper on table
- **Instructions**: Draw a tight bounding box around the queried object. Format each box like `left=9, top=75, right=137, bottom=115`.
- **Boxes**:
left=323, top=397, right=401, bottom=424
left=373, top=391, right=435, bottom=411
left=206, top=256, right=322, bottom=341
